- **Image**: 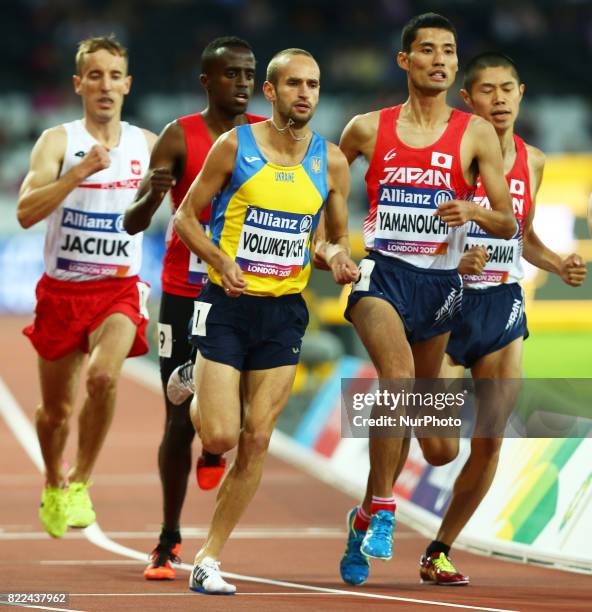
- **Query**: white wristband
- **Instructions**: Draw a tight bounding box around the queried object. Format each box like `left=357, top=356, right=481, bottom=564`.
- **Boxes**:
left=324, top=243, right=348, bottom=265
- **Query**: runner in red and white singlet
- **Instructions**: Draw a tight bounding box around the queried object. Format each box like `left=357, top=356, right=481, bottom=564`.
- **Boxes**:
left=123, top=36, right=264, bottom=581
left=429, top=52, right=587, bottom=586
left=337, top=14, right=516, bottom=587
left=461, top=134, right=531, bottom=289
left=17, top=36, right=157, bottom=540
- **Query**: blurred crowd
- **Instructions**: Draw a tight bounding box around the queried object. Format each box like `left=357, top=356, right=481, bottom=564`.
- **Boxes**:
left=1, top=0, right=591, bottom=208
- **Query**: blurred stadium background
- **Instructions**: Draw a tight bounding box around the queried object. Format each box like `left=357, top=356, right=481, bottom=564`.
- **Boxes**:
left=1, top=0, right=590, bottom=398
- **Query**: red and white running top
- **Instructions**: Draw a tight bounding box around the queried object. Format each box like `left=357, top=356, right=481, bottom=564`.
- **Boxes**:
left=462, top=134, right=531, bottom=288
left=364, top=105, right=475, bottom=270
left=44, top=120, right=149, bottom=281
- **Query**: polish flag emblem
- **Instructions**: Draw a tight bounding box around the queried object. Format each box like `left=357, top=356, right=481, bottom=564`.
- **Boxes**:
left=131, top=160, right=142, bottom=175
left=431, top=152, right=452, bottom=169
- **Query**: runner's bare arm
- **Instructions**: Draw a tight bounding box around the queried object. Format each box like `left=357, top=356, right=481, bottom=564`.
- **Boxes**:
left=174, top=130, right=246, bottom=295
left=324, top=144, right=359, bottom=284
left=312, top=211, right=331, bottom=271
left=17, top=127, right=110, bottom=228
left=438, top=117, right=515, bottom=238
left=522, top=146, right=586, bottom=286
left=469, top=117, right=516, bottom=238
left=124, top=121, right=184, bottom=234
left=339, top=112, right=379, bottom=165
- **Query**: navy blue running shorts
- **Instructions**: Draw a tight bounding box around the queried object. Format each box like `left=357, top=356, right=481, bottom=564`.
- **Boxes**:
left=446, top=282, right=528, bottom=368
left=190, top=282, right=309, bottom=371
left=345, top=252, right=463, bottom=344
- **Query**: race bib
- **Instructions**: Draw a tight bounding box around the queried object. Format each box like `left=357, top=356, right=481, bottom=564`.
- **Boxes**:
left=57, top=207, right=137, bottom=277
left=157, top=322, right=173, bottom=358
left=374, top=186, right=454, bottom=257
left=235, top=206, right=312, bottom=278
left=191, top=301, right=212, bottom=337
left=462, top=222, right=520, bottom=285
left=188, top=223, right=210, bottom=285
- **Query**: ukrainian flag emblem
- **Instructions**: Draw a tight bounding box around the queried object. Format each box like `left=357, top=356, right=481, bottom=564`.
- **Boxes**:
left=311, top=156, right=322, bottom=174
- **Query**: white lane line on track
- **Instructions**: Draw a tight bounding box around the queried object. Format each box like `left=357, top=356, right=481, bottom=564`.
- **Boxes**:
left=0, top=604, right=84, bottom=612
left=0, top=528, right=423, bottom=541
left=0, top=378, right=44, bottom=471
left=70, top=592, right=352, bottom=597
left=0, top=372, right=519, bottom=612
left=0, top=528, right=349, bottom=540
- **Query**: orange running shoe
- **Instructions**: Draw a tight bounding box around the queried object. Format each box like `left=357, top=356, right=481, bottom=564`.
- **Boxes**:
left=419, top=552, right=469, bottom=586
left=144, top=542, right=181, bottom=580
left=196, top=454, right=226, bottom=490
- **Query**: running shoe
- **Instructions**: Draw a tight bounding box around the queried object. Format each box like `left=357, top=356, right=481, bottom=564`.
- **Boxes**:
left=196, top=454, right=226, bottom=490
left=166, top=360, right=195, bottom=405
left=360, top=510, right=395, bottom=560
left=189, top=556, right=236, bottom=595
left=65, top=481, right=96, bottom=528
left=144, top=541, right=181, bottom=580
left=39, top=486, right=67, bottom=538
left=419, top=552, right=469, bottom=585
left=339, top=507, right=370, bottom=585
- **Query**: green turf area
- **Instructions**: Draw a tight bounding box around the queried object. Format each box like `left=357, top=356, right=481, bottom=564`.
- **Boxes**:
left=524, top=331, right=592, bottom=377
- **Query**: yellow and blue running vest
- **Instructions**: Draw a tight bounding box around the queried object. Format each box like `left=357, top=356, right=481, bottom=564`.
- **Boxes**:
left=208, top=124, right=328, bottom=297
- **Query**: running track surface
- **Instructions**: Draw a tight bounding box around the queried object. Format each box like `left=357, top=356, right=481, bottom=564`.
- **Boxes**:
left=1, top=315, right=590, bottom=612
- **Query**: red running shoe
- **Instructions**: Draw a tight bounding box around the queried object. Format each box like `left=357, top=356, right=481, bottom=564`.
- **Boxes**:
left=196, top=454, right=227, bottom=490
left=419, top=552, right=469, bottom=586
left=144, top=542, right=181, bottom=580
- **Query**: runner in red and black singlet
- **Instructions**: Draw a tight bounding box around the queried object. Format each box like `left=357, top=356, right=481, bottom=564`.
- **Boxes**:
left=123, top=36, right=264, bottom=581
left=426, top=52, right=587, bottom=586
left=337, top=13, right=517, bottom=587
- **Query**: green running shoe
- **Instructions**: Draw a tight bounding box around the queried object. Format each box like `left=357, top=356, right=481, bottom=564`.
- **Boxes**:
left=66, top=481, right=96, bottom=528
left=39, top=486, right=67, bottom=538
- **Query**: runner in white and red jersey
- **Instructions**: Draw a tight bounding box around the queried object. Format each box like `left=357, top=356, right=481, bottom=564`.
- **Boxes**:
left=123, top=36, right=265, bottom=581
left=337, top=14, right=517, bottom=586
left=17, top=36, right=156, bottom=540
left=421, top=52, right=587, bottom=586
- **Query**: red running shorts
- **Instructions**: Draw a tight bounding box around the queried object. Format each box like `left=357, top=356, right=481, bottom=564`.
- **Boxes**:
left=23, top=274, right=150, bottom=361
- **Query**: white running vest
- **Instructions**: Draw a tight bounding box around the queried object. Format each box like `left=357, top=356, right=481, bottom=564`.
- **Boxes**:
left=43, top=120, right=149, bottom=281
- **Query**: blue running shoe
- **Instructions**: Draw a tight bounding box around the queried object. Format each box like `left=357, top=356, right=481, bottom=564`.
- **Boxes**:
left=339, top=507, right=370, bottom=585
left=360, top=510, right=395, bottom=560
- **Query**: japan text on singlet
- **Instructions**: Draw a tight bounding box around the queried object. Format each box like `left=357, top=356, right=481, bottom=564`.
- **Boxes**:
left=208, top=124, right=327, bottom=297
left=44, top=120, right=149, bottom=281
left=163, top=113, right=266, bottom=297
left=462, top=134, right=531, bottom=289
left=364, top=105, right=475, bottom=269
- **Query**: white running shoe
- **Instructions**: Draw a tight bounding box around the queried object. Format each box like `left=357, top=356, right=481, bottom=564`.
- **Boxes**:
left=189, top=556, right=236, bottom=595
left=166, top=359, right=195, bottom=405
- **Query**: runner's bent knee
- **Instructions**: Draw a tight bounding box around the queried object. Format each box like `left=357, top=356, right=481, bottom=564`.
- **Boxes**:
left=86, top=369, right=118, bottom=398
left=36, top=401, right=72, bottom=427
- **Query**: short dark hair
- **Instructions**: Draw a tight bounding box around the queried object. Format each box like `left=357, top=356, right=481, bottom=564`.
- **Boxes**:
left=266, top=48, right=315, bottom=85
left=463, top=52, right=521, bottom=92
left=201, top=36, right=253, bottom=73
left=401, top=13, right=457, bottom=53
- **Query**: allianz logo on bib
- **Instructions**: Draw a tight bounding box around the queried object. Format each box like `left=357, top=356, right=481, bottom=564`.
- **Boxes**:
left=379, top=185, right=453, bottom=208
left=245, top=206, right=313, bottom=235
left=61, top=207, right=125, bottom=233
